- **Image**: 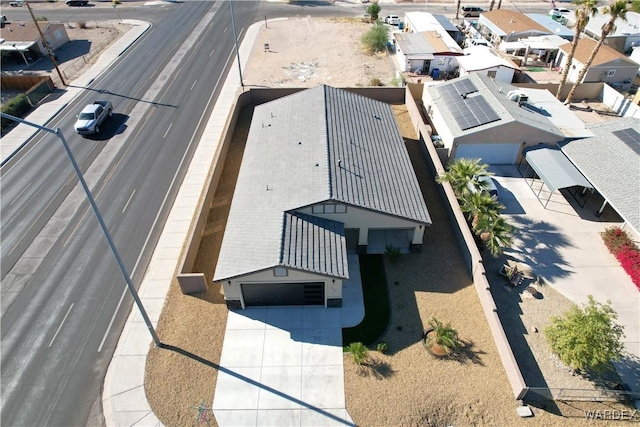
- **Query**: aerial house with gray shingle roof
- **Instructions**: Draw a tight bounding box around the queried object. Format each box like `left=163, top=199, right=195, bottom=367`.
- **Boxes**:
left=214, top=85, right=431, bottom=309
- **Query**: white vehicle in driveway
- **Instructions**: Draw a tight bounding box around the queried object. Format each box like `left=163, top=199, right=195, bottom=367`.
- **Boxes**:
left=384, top=15, right=400, bottom=25
left=74, top=101, right=112, bottom=135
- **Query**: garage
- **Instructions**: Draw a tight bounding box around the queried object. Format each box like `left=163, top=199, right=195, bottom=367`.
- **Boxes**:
left=454, top=142, right=521, bottom=164
left=241, top=282, right=325, bottom=306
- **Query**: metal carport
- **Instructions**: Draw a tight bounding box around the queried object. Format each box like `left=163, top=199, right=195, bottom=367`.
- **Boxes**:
left=519, top=146, right=593, bottom=208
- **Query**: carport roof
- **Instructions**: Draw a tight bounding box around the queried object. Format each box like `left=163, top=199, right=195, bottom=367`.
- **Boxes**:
left=524, top=146, right=593, bottom=193
left=560, top=118, right=640, bottom=235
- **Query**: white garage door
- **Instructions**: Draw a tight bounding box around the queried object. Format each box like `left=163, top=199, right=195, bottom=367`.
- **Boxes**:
left=454, top=143, right=521, bottom=165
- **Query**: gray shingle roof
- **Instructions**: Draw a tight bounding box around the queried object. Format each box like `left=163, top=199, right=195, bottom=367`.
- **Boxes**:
left=214, top=85, right=430, bottom=282
left=281, top=212, right=348, bottom=278
left=560, top=118, right=640, bottom=235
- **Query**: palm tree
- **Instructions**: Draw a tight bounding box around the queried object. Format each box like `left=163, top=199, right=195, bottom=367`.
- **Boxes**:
left=497, top=0, right=502, bottom=9
left=474, top=215, right=513, bottom=257
left=460, top=191, right=501, bottom=228
left=456, top=0, right=461, bottom=19
left=436, top=158, right=492, bottom=198
left=489, top=0, right=496, bottom=11
left=564, top=0, right=628, bottom=105
left=555, top=0, right=599, bottom=100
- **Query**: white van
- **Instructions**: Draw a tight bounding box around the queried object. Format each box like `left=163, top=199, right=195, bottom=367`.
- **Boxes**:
left=384, top=15, right=400, bottom=25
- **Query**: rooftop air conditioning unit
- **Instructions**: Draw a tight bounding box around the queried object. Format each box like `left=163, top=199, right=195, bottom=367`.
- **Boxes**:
left=507, top=90, right=528, bottom=106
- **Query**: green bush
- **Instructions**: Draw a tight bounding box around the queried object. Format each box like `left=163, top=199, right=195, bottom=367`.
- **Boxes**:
left=361, top=23, right=389, bottom=53
left=376, top=342, right=388, bottom=353
left=1, top=94, right=31, bottom=132
left=346, top=342, right=368, bottom=365
left=545, top=296, right=624, bottom=374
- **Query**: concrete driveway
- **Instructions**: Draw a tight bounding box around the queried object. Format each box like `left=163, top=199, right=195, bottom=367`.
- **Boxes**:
left=212, top=255, right=364, bottom=426
left=489, top=165, right=640, bottom=393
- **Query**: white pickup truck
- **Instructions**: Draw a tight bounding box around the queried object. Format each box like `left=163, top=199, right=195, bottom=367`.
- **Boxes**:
left=74, top=101, right=112, bottom=135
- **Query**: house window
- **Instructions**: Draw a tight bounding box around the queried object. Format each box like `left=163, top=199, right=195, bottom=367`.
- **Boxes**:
left=607, top=70, right=616, bottom=77
left=487, top=70, right=497, bottom=78
left=310, top=204, right=346, bottom=214
left=274, top=267, right=288, bottom=277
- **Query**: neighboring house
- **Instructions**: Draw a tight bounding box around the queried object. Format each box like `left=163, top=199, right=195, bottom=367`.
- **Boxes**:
left=458, top=45, right=519, bottom=83
left=630, top=46, right=640, bottom=76
left=560, top=117, right=640, bottom=237
left=526, top=14, right=574, bottom=41
left=214, top=85, right=431, bottom=309
left=0, top=21, right=69, bottom=63
left=498, top=34, right=568, bottom=67
left=478, top=10, right=552, bottom=44
left=393, top=31, right=463, bottom=75
left=403, top=12, right=463, bottom=44
left=423, top=73, right=566, bottom=164
left=554, top=38, right=639, bottom=91
left=566, top=8, right=640, bottom=54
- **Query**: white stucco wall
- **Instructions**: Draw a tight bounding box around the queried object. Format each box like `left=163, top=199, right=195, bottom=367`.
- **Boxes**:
left=459, top=66, right=515, bottom=83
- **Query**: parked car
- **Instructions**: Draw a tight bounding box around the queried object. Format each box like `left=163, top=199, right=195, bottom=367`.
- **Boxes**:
left=66, top=0, right=89, bottom=6
left=460, top=6, right=484, bottom=18
left=9, top=0, right=25, bottom=6
left=74, top=101, right=112, bottom=135
left=384, top=15, right=400, bottom=25
left=548, top=7, right=571, bottom=15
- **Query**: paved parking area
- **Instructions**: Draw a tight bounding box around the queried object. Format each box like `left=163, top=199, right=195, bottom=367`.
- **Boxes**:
left=212, top=255, right=363, bottom=426
left=487, top=165, right=640, bottom=392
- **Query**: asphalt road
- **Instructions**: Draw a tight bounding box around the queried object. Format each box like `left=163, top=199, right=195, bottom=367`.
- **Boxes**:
left=0, top=1, right=554, bottom=426
left=0, top=2, right=263, bottom=425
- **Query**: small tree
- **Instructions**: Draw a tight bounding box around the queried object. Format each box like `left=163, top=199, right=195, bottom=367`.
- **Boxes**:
left=361, top=22, right=388, bottom=53
left=366, top=3, right=381, bottom=22
left=346, top=342, right=369, bottom=365
left=545, top=296, right=625, bottom=374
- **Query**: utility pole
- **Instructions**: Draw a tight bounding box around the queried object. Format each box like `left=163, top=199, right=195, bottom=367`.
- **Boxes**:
left=24, top=1, right=66, bottom=86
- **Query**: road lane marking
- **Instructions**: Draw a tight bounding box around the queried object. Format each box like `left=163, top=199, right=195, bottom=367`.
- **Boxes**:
left=48, top=303, right=74, bottom=347
left=122, top=189, right=136, bottom=213
left=118, top=78, right=128, bottom=88
left=209, top=48, right=215, bottom=57
left=190, top=80, right=198, bottom=91
left=10, top=182, right=31, bottom=206
left=223, top=27, right=227, bottom=33
left=97, top=288, right=127, bottom=353
left=163, top=123, right=172, bottom=139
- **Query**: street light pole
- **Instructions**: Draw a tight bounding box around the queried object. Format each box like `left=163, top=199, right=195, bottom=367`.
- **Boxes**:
left=1, top=113, right=162, bottom=348
left=229, top=0, right=244, bottom=89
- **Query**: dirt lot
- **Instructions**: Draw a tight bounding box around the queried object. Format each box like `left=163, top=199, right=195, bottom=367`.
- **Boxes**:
left=243, top=16, right=399, bottom=88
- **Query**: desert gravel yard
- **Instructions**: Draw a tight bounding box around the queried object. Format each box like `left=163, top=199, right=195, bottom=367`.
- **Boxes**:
left=143, top=17, right=635, bottom=427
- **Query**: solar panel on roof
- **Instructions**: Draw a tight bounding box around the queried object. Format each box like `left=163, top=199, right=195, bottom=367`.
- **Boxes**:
left=612, top=128, right=640, bottom=155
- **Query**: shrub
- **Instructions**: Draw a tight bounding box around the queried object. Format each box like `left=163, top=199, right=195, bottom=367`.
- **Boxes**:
left=376, top=342, right=388, bottom=353
left=346, top=342, right=368, bottom=365
left=369, top=77, right=383, bottom=86
left=361, top=23, right=388, bottom=53
left=1, top=94, right=31, bottom=132
left=77, top=21, right=87, bottom=29
left=601, top=227, right=632, bottom=255
left=544, top=296, right=624, bottom=374
left=384, top=244, right=401, bottom=262
left=601, top=227, right=640, bottom=290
